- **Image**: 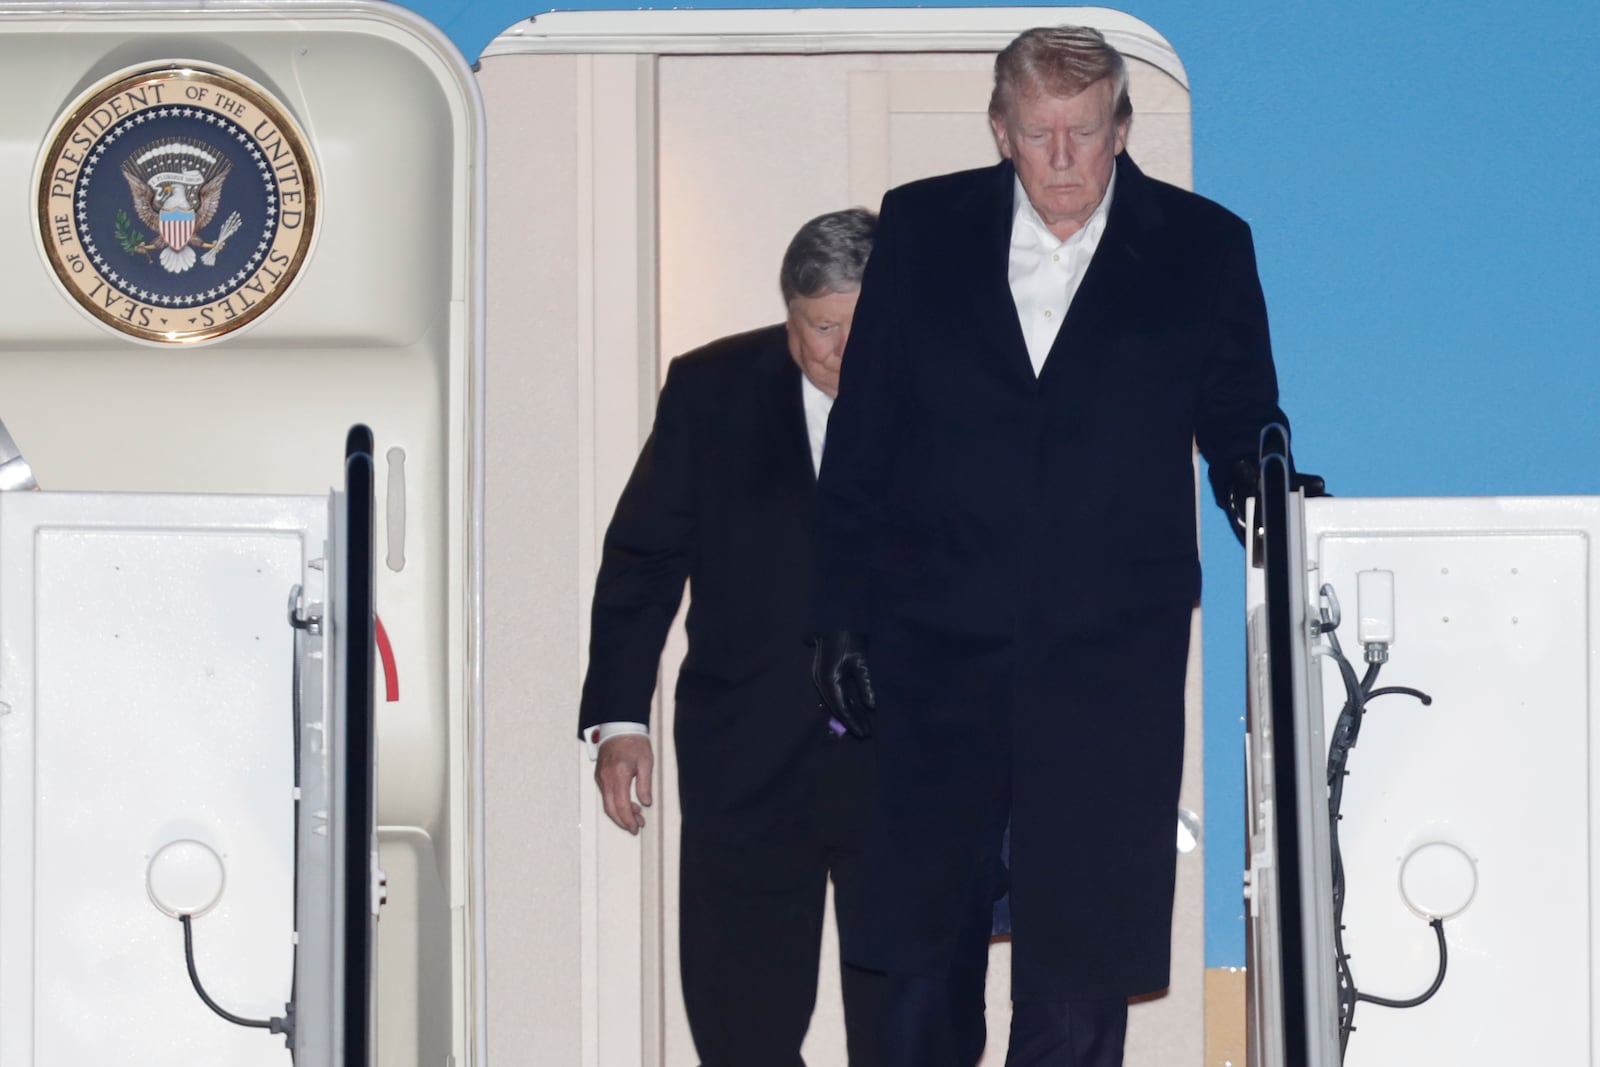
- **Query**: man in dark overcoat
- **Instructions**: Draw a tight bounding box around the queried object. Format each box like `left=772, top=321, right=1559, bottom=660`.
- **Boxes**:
left=811, top=26, right=1301, bottom=1067
left=580, top=209, right=883, bottom=1065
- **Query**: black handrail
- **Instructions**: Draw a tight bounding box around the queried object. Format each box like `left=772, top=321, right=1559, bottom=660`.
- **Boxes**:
left=1259, top=423, right=1309, bottom=1067
left=342, top=425, right=376, bottom=1066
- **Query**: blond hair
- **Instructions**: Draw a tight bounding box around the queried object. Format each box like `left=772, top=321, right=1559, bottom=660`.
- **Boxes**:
left=989, top=26, right=1131, bottom=123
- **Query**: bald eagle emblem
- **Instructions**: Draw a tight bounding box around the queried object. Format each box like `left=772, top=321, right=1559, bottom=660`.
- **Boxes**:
left=118, top=139, right=243, bottom=273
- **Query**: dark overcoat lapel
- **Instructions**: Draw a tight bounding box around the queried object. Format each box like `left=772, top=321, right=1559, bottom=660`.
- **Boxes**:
left=968, top=161, right=1036, bottom=385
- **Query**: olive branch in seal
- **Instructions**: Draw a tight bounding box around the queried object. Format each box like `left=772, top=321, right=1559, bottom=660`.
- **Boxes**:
left=113, top=209, right=148, bottom=255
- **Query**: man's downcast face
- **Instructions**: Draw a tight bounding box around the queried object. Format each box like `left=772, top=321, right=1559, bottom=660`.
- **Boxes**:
left=991, top=76, right=1129, bottom=241
left=786, top=287, right=859, bottom=398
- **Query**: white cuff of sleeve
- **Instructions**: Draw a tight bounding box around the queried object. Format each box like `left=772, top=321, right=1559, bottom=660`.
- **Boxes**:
left=582, top=720, right=650, bottom=761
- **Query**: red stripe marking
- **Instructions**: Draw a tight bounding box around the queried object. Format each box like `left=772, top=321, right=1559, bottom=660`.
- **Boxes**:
left=375, top=614, right=399, bottom=703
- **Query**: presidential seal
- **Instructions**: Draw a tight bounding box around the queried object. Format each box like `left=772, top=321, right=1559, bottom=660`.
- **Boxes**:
left=36, top=65, right=317, bottom=344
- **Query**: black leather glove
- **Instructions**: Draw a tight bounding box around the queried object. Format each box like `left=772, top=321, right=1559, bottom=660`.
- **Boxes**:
left=1227, top=459, right=1328, bottom=546
left=1295, top=471, right=1328, bottom=497
left=811, top=630, right=876, bottom=739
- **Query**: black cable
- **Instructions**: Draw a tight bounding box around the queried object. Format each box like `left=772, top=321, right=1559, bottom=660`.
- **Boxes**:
left=285, top=628, right=304, bottom=1059
left=1366, top=686, right=1433, bottom=705
left=171, top=604, right=306, bottom=1051
left=1356, top=919, right=1448, bottom=1008
left=1317, top=602, right=1444, bottom=1062
left=1322, top=626, right=1370, bottom=1058
left=180, top=914, right=286, bottom=1033
left=291, top=631, right=302, bottom=955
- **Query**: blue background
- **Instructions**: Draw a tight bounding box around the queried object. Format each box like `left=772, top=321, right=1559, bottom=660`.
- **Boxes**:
left=404, top=0, right=1600, bottom=966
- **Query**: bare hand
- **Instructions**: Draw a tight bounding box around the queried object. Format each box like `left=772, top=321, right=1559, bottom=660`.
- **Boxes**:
left=594, top=734, right=654, bottom=834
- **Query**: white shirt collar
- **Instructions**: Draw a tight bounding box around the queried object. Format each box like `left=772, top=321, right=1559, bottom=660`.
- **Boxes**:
left=1010, top=160, right=1118, bottom=252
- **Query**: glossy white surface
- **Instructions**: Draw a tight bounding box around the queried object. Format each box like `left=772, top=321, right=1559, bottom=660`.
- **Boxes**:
left=0, top=490, right=323, bottom=1067
left=1301, top=497, right=1600, bottom=1066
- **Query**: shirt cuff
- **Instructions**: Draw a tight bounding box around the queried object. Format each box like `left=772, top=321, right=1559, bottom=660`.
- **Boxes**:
left=581, top=720, right=650, bottom=761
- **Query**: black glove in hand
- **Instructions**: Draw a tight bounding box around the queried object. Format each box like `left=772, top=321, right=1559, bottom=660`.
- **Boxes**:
left=1226, top=459, right=1329, bottom=546
left=811, top=630, right=876, bottom=739
left=1226, top=459, right=1260, bottom=547
left=1293, top=471, right=1328, bottom=497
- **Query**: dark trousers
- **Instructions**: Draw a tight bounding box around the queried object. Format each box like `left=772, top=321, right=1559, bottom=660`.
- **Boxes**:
left=679, top=736, right=883, bottom=1066
left=876, top=794, right=1127, bottom=1067
left=879, top=970, right=1127, bottom=1067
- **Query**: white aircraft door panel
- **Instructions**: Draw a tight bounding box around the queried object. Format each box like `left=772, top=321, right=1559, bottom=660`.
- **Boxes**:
left=1247, top=478, right=1600, bottom=1066
left=0, top=491, right=323, bottom=1066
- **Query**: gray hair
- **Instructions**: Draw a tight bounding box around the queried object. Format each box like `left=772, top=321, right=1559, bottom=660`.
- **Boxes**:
left=988, top=25, right=1131, bottom=125
left=779, top=208, right=877, bottom=304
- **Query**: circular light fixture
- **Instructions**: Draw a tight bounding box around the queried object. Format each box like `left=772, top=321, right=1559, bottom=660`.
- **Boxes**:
left=146, top=838, right=226, bottom=919
left=1398, top=840, right=1478, bottom=921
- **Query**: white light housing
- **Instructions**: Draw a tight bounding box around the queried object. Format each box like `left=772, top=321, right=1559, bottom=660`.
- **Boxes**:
left=1357, top=569, right=1396, bottom=647
left=146, top=839, right=226, bottom=919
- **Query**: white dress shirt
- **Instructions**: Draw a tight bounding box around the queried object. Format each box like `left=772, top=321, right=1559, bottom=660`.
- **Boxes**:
left=1007, top=166, right=1116, bottom=375
left=585, top=366, right=832, bottom=758
left=800, top=370, right=834, bottom=476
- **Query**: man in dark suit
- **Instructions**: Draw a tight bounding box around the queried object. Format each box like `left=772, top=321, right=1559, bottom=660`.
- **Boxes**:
left=812, top=26, right=1312, bottom=1067
left=579, top=209, right=882, bottom=1066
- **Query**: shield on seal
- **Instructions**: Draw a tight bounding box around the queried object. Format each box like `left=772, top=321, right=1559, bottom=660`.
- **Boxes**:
left=160, top=210, right=196, bottom=252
